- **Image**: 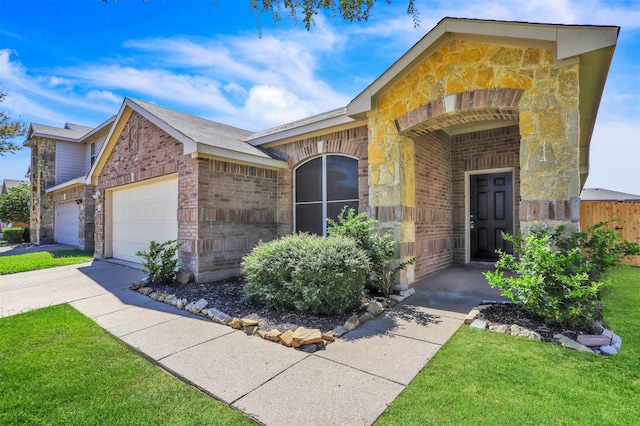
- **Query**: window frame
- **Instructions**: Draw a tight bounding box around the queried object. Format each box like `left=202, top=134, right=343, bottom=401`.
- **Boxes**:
left=293, top=154, right=359, bottom=236
left=89, top=142, right=97, bottom=166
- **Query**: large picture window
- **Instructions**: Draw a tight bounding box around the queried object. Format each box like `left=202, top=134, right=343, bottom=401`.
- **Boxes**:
left=295, top=155, right=359, bottom=235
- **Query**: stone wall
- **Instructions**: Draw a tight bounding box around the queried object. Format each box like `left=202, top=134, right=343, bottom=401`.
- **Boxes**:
left=29, top=137, right=56, bottom=244
left=368, top=38, right=581, bottom=282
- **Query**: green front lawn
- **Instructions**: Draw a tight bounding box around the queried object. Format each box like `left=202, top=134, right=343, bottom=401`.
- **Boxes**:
left=0, top=304, right=256, bottom=425
left=376, top=265, right=640, bottom=425
left=0, top=250, right=94, bottom=274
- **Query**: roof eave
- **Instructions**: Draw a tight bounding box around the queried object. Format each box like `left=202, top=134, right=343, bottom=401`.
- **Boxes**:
left=45, top=177, right=86, bottom=193
left=195, top=143, right=288, bottom=170
left=247, top=113, right=357, bottom=146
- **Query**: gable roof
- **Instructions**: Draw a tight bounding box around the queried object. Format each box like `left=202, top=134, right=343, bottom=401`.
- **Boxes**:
left=25, top=117, right=115, bottom=146
left=249, top=17, right=618, bottom=155
left=88, top=98, right=287, bottom=184
left=1, top=179, right=28, bottom=194
left=581, top=188, right=640, bottom=202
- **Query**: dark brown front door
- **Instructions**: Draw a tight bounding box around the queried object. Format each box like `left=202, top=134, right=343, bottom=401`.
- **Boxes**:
left=470, top=172, right=513, bottom=261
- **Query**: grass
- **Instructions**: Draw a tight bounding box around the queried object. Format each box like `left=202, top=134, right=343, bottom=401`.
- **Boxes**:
left=0, top=304, right=256, bottom=425
left=376, top=265, right=640, bottom=425
left=0, top=250, right=94, bottom=274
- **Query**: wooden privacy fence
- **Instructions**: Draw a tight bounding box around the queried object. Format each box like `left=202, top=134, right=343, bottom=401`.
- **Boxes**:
left=580, top=201, right=640, bottom=267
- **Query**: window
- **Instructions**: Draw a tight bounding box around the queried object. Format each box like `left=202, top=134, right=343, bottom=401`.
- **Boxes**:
left=90, top=142, right=97, bottom=166
left=294, top=155, right=359, bottom=235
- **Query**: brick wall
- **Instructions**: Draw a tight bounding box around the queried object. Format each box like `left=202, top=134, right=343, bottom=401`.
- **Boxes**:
left=450, top=124, right=521, bottom=264
left=51, top=185, right=96, bottom=250
left=94, top=112, right=190, bottom=259
left=414, top=130, right=453, bottom=279
left=186, top=158, right=279, bottom=282
left=271, top=125, right=369, bottom=236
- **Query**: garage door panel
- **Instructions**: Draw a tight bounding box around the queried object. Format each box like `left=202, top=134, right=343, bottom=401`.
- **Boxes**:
left=111, top=178, right=178, bottom=264
left=54, top=201, right=80, bottom=246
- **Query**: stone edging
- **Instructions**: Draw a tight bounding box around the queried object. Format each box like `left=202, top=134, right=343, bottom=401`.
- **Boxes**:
left=130, top=281, right=415, bottom=353
left=464, top=302, right=622, bottom=356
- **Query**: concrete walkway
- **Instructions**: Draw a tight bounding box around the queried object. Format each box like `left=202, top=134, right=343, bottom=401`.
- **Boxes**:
left=0, top=260, right=501, bottom=425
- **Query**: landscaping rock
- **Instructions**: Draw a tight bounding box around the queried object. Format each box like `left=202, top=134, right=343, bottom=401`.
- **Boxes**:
left=511, top=325, right=541, bottom=340
left=464, top=308, right=481, bottom=325
left=228, top=317, right=242, bottom=329
left=358, top=312, right=375, bottom=324
left=265, top=329, right=282, bottom=342
left=298, top=343, right=319, bottom=353
left=612, top=334, right=622, bottom=352
left=469, top=319, right=487, bottom=330
left=138, top=287, right=153, bottom=295
left=244, top=325, right=259, bottom=335
left=322, top=331, right=335, bottom=343
left=280, top=330, right=294, bottom=347
left=554, top=334, right=593, bottom=353
left=600, top=345, right=618, bottom=356
left=292, top=327, right=323, bottom=348
left=184, top=301, right=195, bottom=312
left=489, top=323, right=509, bottom=333
left=130, top=281, right=147, bottom=290
left=190, top=298, right=208, bottom=314
left=392, top=283, right=409, bottom=292
left=389, top=294, right=405, bottom=303
left=577, top=334, right=611, bottom=347
left=331, top=326, right=347, bottom=338
left=241, top=318, right=259, bottom=327
left=343, top=315, right=360, bottom=332
left=164, top=294, right=177, bottom=304
left=209, top=308, right=230, bottom=324
left=367, top=300, right=385, bottom=316
left=399, top=288, right=415, bottom=298
left=593, top=321, right=604, bottom=334
left=176, top=267, right=194, bottom=284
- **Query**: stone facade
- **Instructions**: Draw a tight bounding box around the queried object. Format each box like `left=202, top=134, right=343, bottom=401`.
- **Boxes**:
left=29, top=138, right=56, bottom=244
left=368, top=39, right=582, bottom=281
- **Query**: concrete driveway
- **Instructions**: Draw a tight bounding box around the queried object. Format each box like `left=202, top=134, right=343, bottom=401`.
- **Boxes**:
left=1, top=260, right=501, bottom=425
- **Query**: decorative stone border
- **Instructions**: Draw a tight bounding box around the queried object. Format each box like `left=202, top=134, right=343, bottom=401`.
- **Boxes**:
left=464, top=302, right=622, bottom=356
left=130, top=281, right=415, bottom=352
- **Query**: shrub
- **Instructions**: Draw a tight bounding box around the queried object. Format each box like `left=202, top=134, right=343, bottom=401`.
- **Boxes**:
left=135, top=240, right=183, bottom=284
left=327, top=207, right=415, bottom=295
left=485, top=224, right=639, bottom=327
left=241, top=233, right=370, bottom=316
left=3, top=227, right=25, bottom=244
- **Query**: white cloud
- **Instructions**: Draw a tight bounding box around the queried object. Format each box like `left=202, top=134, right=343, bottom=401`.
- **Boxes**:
left=243, top=84, right=314, bottom=126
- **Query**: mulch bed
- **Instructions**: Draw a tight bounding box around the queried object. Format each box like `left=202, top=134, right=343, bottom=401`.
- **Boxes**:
left=478, top=303, right=595, bottom=342
left=148, top=277, right=365, bottom=333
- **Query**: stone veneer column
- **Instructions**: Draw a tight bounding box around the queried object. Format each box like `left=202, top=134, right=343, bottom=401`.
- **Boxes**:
left=29, top=138, right=56, bottom=244
left=518, top=63, right=581, bottom=233
left=367, top=108, right=416, bottom=284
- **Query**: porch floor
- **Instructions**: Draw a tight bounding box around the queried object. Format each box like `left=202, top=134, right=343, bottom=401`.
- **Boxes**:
left=408, top=266, right=510, bottom=314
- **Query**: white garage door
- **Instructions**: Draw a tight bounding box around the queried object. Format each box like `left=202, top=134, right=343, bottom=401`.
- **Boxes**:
left=111, top=177, right=178, bottom=264
left=54, top=201, right=80, bottom=246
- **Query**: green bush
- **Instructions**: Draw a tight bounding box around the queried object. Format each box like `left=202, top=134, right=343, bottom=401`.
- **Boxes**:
left=485, top=223, right=639, bottom=327
left=3, top=227, right=25, bottom=243
left=241, top=233, right=370, bottom=316
left=135, top=240, right=183, bottom=284
left=327, top=207, right=415, bottom=295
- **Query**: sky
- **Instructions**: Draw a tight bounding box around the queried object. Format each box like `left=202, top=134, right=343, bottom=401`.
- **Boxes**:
left=1, top=0, right=639, bottom=195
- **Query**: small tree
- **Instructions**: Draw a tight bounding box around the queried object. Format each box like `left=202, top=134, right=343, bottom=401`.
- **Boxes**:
left=0, top=182, right=29, bottom=224
left=135, top=240, right=183, bottom=284
left=0, top=91, right=26, bottom=155
left=327, top=207, right=415, bottom=295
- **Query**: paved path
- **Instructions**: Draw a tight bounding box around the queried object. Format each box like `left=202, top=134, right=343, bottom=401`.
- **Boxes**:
left=1, top=261, right=473, bottom=425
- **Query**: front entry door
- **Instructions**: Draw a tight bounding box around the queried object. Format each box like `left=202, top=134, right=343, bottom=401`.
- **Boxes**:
left=470, top=172, right=513, bottom=261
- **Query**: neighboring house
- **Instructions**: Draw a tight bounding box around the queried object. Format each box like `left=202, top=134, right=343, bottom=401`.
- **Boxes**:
left=0, top=179, right=29, bottom=230
left=31, top=18, right=620, bottom=284
left=25, top=117, right=115, bottom=249
left=580, top=188, right=640, bottom=267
